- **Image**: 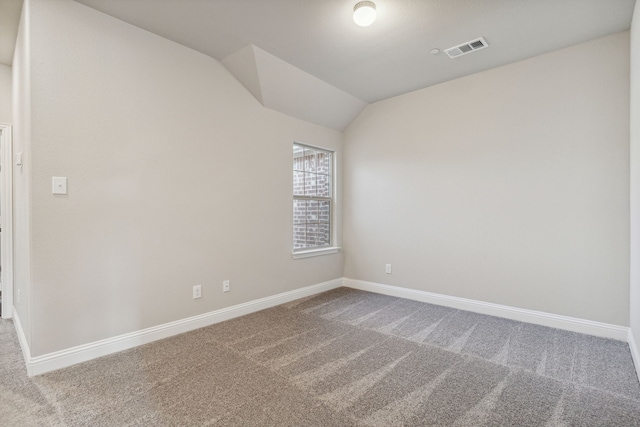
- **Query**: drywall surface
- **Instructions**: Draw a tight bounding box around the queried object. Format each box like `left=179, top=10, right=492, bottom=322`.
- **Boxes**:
left=0, top=64, right=11, bottom=123
left=12, top=0, right=31, bottom=345
left=344, top=32, right=630, bottom=325
left=26, top=0, right=343, bottom=356
left=631, top=4, right=640, bottom=349
left=223, top=45, right=367, bottom=131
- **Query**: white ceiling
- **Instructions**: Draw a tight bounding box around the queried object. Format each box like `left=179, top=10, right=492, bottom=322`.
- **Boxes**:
left=0, top=0, right=23, bottom=66
left=223, top=45, right=368, bottom=130
left=72, top=0, right=636, bottom=103
left=0, top=0, right=636, bottom=102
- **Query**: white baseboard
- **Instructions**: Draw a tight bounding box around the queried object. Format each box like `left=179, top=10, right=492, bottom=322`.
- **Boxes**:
left=12, top=308, right=31, bottom=367
left=14, top=277, right=634, bottom=377
left=343, top=278, right=629, bottom=341
left=22, top=278, right=343, bottom=377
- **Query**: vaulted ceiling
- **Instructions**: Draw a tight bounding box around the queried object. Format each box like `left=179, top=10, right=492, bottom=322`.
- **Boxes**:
left=73, top=0, right=636, bottom=103
left=0, top=1, right=636, bottom=129
left=0, top=0, right=23, bottom=66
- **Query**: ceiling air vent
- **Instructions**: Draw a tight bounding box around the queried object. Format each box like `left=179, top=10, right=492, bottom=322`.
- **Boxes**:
left=444, top=37, right=488, bottom=59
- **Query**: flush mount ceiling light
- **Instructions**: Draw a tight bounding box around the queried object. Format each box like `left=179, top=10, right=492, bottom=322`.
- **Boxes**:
left=353, top=1, right=376, bottom=27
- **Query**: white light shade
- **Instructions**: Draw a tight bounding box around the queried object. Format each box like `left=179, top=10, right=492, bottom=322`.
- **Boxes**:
left=353, top=1, right=376, bottom=27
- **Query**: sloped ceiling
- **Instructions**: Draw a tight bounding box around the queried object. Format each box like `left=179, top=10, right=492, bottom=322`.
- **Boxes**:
left=72, top=0, right=636, bottom=102
left=3, top=0, right=636, bottom=129
left=0, top=0, right=23, bottom=66
left=223, top=45, right=367, bottom=130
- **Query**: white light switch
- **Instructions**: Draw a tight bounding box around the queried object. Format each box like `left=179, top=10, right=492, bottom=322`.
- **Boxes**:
left=52, top=177, right=67, bottom=195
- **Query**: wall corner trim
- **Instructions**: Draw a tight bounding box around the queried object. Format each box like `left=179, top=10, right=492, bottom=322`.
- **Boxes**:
left=343, top=278, right=630, bottom=341
left=21, top=278, right=343, bottom=377
left=629, top=329, right=640, bottom=382
left=12, top=309, right=32, bottom=372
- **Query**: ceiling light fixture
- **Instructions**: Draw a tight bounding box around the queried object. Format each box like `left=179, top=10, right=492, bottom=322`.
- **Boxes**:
left=353, top=1, right=376, bottom=27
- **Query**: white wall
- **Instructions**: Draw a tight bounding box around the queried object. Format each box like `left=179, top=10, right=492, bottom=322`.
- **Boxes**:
left=344, top=32, right=630, bottom=326
left=0, top=64, right=12, bottom=123
left=12, top=0, right=31, bottom=346
left=630, top=4, right=640, bottom=357
left=15, top=0, right=634, bottom=360
left=22, top=0, right=343, bottom=357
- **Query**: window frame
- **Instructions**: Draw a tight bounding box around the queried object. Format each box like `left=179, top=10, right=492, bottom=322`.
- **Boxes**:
left=292, top=142, right=339, bottom=258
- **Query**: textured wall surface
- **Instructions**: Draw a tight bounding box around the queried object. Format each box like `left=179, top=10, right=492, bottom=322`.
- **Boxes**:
left=344, top=32, right=630, bottom=325
left=24, top=0, right=343, bottom=357
left=13, top=0, right=635, bottom=360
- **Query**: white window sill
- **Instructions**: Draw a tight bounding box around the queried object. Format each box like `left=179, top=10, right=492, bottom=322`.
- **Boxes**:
left=292, top=247, right=341, bottom=259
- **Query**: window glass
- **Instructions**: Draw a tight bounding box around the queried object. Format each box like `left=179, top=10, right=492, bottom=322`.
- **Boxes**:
left=293, top=143, right=333, bottom=251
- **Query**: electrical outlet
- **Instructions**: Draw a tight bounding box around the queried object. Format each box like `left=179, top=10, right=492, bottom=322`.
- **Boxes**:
left=193, top=285, right=202, bottom=299
left=223, top=280, right=230, bottom=293
left=385, top=264, right=392, bottom=274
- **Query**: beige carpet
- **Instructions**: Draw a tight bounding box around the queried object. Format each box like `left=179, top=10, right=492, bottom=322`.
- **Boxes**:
left=1, top=287, right=640, bottom=426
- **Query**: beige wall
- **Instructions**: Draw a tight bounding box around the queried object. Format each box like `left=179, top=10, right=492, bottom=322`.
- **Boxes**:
left=0, top=64, right=11, bottom=123
left=14, top=0, right=633, bottom=358
left=344, top=32, right=630, bottom=326
left=630, top=4, right=640, bottom=347
left=23, top=0, right=343, bottom=356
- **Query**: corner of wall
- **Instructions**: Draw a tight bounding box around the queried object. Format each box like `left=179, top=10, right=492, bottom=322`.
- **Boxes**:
left=630, top=0, right=640, bottom=383
left=11, top=308, right=33, bottom=376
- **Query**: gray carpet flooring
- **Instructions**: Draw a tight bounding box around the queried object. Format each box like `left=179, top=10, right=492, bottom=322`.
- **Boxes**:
left=1, top=287, right=640, bottom=426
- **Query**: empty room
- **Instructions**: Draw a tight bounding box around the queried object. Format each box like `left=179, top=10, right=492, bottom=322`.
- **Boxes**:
left=1, top=0, right=640, bottom=425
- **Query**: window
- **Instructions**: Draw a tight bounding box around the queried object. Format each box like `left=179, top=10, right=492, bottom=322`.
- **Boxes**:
left=293, top=143, right=334, bottom=254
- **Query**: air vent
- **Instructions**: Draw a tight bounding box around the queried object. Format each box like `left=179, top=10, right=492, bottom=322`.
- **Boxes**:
left=444, top=37, right=488, bottom=59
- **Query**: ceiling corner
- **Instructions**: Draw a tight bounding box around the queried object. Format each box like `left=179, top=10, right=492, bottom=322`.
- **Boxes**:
left=222, top=44, right=264, bottom=106
left=223, top=44, right=367, bottom=131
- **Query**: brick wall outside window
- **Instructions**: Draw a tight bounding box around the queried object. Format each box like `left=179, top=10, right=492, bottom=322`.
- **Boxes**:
left=293, top=144, right=332, bottom=250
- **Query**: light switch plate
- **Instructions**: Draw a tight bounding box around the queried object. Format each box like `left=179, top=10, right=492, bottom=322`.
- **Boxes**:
left=52, top=177, right=68, bottom=195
